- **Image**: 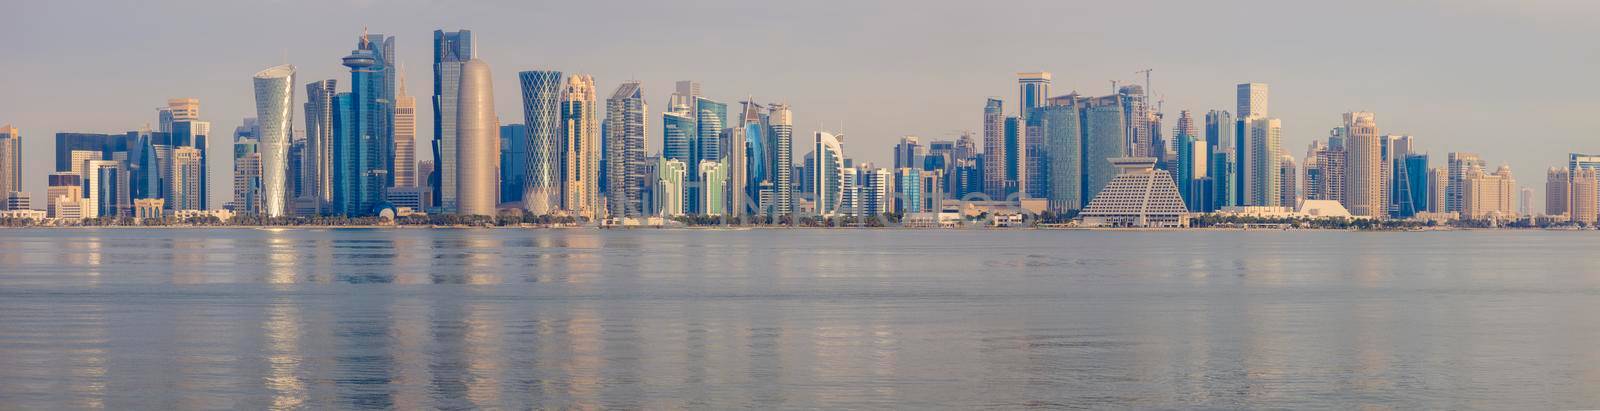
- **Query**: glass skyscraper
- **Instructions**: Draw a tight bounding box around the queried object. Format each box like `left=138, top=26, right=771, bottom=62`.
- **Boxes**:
left=519, top=70, right=564, bottom=215
left=432, top=29, right=473, bottom=212
left=331, top=33, right=392, bottom=217
left=1081, top=97, right=1127, bottom=204
left=251, top=64, right=296, bottom=217
left=303, top=79, right=336, bottom=212
left=606, top=82, right=647, bottom=217
left=1031, top=105, right=1082, bottom=212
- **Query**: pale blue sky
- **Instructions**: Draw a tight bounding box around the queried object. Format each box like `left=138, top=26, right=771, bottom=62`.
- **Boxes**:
left=3, top=0, right=1598, bottom=209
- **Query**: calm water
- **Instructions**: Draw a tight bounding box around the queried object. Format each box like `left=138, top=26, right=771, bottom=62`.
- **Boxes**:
left=0, top=228, right=1597, bottom=409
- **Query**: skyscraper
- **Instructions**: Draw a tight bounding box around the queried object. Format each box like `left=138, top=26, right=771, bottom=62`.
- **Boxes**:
left=1004, top=116, right=1025, bottom=198
left=606, top=82, right=647, bottom=217
left=303, top=79, right=337, bottom=211
left=0, top=125, right=18, bottom=196
left=1399, top=154, right=1429, bottom=218
left=169, top=146, right=203, bottom=211
left=1279, top=154, right=1297, bottom=207
left=252, top=64, right=296, bottom=217
left=499, top=124, right=529, bottom=204
left=560, top=74, right=600, bottom=218
left=893, top=136, right=924, bottom=171
left=1081, top=95, right=1128, bottom=203
left=1548, top=167, right=1571, bottom=217
left=1447, top=152, right=1483, bottom=213
left=814, top=131, right=844, bottom=216
left=1031, top=104, right=1082, bottom=212
left=1462, top=165, right=1515, bottom=220
left=159, top=98, right=199, bottom=133
left=1119, top=85, right=1152, bottom=158
left=519, top=70, right=563, bottom=215
left=1241, top=117, right=1282, bottom=207
left=456, top=59, right=498, bottom=216
left=331, top=33, right=393, bottom=217
left=1344, top=112, right=1382, bottom=216
left=982, top=98, right=1005, bottom=199
left=1017, top=72, right=1050, bottom=123
left=393, top=69, right=417, bottom=188
left=654, top=157, right=686, bottom=217
left=432, top=29, right=474, bottom=212
left=1570, top=167, right=1598, bottom=225
left=768, top=103, right=794, bottom=217
left=1236, top=83, right=1269, bottom=119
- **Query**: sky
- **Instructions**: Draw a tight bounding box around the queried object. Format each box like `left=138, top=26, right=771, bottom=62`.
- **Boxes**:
left=4, top=0, right=1599, bottom=211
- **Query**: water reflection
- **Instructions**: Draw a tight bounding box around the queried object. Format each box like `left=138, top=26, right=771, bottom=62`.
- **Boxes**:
left=0, top=230, right=1599, bottom=408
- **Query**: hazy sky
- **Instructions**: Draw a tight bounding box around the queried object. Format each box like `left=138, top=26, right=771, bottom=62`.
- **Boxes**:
left=4, top=0, right=1598, bottom=210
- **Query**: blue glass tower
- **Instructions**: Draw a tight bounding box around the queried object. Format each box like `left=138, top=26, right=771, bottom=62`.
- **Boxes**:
left=500, top=124, right=529, bottom=204
left=331, top=34, right=391, bottom=216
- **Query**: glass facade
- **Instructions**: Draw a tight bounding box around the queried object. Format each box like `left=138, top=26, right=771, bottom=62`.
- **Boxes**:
left=252, top=64, right=296, bottom=217
left=519, top=70, right=563, bottom=215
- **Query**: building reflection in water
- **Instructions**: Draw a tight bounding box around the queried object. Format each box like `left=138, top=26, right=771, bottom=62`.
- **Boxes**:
left=265, top=229, right=299, bottom=285
left=264, top=299, right=306, bottom=409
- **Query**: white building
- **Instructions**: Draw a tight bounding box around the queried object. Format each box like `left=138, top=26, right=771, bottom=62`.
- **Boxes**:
left=1080, top=158, right=1190, bottom=227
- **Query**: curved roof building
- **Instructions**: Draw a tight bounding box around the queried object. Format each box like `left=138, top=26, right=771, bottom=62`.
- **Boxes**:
left=456, top=59, right=497, bottom=216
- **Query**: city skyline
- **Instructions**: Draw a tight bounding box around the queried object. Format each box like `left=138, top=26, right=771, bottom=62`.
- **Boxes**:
left=3, top=1, right=1599, bottom=213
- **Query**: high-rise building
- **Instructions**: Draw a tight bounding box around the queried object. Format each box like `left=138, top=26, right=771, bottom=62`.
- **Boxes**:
left=0, top=125, right=18, bottom=196
left=331, top=33, right=394, bottom=217
left=1118, top=85, right=1153, bottom=158
left=694, top=96, right=727, bottom=181
left=982, top=98, right=1006, bottom=199
left=1570, top=153, right=1600, bottom=171
left=233, top=149, right=261, bottom=213
left=699, top=160, right=726, bottom=216
left=1429, top=167, right=1447, bottom=213
left=1548, top=167, right=1572, bottom=217
left=1246, top=117, right=1282, bottom=206
left=1017, top=72, right=1050, bottom=123
left=1344, top=112, right=1382, bottom=216
left=1080, top=95, right=1128, bottom=203
left=860, top=166, right=891, bottom=216
left=560, top=74, right=600, bottom=218
left=168, top=147, right=203, bottom=210
left=46, top=172, right=82, bottom=218
left=519, top=70, right=563, bottom=215
left=1031, top=104, right=1082, bottom=212
left=893, top=136, right=924, bottom=171
left=1204, top=110, right=1234, bottom=208
left=159, top=98, right=200, bottom=133
left=1003, top=116, right=1025, bottom=198
left=654, top=157, right=686, bottom=217
left=676, top=80, right=702, bottom=98
left=1447, top=152, right=1484, bottom=213
left=1398, top=154, right=1429, bottom=218
left=499, top=124, right=529, bottom=204
left=606, top=82, right=648, bottom=217
left=1279, top=154, right=1297, bottom=207
left=662, top=102, right=694, bottom=163
left=768, top=103, right=794, bottom=217
left=432, top=29, right=474, bottom=212
left=1462, top=165, right=1515, bottom=220
left=303, top=79, right=337, bottom=212
left=393, top=69, right=417, bottom=188
left=1570, top=167, right=1598, bottom=225
left=456, top=59, right=498, bottom=217
left=252, top=64, right=296, bottom=217
left=84, top=160, right=128, bottom=218
left=814, top=131, right=844, bottom=216
left=1236, top=83, right=1269, bottom=119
